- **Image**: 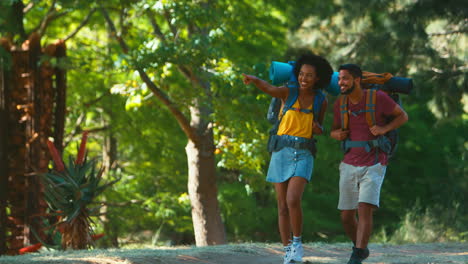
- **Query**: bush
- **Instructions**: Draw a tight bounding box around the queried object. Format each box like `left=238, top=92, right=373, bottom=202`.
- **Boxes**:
left=375, top=202, right=467, bottom=244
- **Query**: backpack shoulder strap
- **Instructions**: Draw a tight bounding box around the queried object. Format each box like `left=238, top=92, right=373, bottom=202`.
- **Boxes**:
left=339, top=95, right=349, bottom=130
left=281, top=85, right=299, bottom=116
left=313, top=90, right=325, bottom=122
left=365, top=89, right=377, bottom=127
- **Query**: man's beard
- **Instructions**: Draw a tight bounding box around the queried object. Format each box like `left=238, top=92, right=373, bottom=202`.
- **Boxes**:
left=341, top=84, right=355, bottom=95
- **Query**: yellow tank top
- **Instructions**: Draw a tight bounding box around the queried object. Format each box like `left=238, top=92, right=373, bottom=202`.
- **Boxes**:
left=277, top=100, right=314, bottom=139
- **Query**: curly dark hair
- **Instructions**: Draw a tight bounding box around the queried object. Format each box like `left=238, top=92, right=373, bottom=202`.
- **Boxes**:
left=293, top=53, right=333, bottom=89
left=338, top=64, right=362, bottom=79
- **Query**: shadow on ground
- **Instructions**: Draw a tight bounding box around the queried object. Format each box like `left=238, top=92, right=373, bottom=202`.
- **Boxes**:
left=0, top=242, right=466, bottom=264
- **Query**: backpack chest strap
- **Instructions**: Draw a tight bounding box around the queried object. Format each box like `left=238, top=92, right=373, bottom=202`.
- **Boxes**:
left=341, top=136, right=392, bottom=155
left=288, top=107, right=313, bottom=114
left=340, top=89, right=377, bottom=129
left=341, top=138, right=383, bottom=165
left=341, top=139, right=380, bottom=153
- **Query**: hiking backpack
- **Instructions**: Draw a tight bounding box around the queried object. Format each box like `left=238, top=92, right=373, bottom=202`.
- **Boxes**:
left=339, top=71, right=413, bottom=159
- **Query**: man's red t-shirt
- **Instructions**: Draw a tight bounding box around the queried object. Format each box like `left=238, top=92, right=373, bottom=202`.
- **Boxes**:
left=333, top=90, right=397, bottom=166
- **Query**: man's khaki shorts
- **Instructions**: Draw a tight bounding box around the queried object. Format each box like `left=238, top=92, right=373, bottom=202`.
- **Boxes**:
left=338, top=162, right=387, bottom=210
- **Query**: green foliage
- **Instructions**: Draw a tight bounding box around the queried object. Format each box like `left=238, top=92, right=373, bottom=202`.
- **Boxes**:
left=218, top=182, right=277, bottom=242
left=0, top=45, right=12, bottom=69
left=0, top=0, right=24, bottom=41
left=42, top=156, right=116, bottom=220
left=42, top=133, right=120, bottom=250
left=375, top=202, right=468, bottom=243
left=8, top=0, right=465, bottom=246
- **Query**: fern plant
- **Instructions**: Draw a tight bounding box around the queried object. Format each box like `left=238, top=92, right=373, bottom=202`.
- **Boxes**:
left=43, top=131, right=117, bottom=249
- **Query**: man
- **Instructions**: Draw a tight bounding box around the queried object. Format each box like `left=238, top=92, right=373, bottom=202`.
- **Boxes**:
left=330, top=64, right=408, bottom=264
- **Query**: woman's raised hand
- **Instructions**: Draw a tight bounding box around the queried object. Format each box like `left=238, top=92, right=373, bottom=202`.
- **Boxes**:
left=242, top=73, right=257, bottom=85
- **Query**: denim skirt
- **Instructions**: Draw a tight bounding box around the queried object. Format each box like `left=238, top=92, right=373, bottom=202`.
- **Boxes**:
left=266, top=146, right=314, bottom=183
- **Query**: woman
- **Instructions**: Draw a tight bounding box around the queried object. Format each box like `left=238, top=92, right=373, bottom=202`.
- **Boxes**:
left=242, top=53, right=333, bottom=264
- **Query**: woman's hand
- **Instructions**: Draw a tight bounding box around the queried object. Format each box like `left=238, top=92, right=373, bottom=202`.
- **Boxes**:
left=312, top=121, right=323, bottom=135
left=242, top=73, right=257, bottom=85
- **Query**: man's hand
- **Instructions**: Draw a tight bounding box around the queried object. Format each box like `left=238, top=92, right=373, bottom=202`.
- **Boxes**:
left=369, top=125, right=388, bottom=136
left=330, top=129, right=349, bottom=141
left=242, top=73, right=257, bottom=85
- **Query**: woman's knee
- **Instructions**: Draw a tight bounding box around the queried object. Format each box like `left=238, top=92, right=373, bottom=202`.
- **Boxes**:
left=277, top=201, right=289, bottom=216
left=286, top=195, right=301, bottom=210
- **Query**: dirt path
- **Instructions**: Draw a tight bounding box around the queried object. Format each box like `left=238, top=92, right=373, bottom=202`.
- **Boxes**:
left=0, top=242, right=466, bottom=264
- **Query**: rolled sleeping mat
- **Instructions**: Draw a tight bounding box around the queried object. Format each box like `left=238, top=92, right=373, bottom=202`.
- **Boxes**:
left=269, top=61, right=294, bottom=85
left=325, top=72, right=340, bottom=96
left=382, top=77, right=413, bottom=94
left=269, top=62, right=413, bottom=95
left=325, top=72, right=413, bottom=95
left=270, top=62, right=341, bottom=95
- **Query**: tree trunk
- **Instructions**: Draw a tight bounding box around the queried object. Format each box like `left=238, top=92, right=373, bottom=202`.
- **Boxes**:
left=24, top=32, right=51, bottom=247
left=0, top=61, right=9, bottom=255
left=98, top=6, right=227, bottom=246
left=53, top=41, right=66, bottom=154
left=185, top=103, right=226, bottom=246
left=100, top=131, right=119, bottom=248
left=0, top=34, right=65, bottom=255
left=7, top=48, right=30, bottom=254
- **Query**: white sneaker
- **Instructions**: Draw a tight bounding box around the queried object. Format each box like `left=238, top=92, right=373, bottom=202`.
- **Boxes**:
left=290, top=242, right=303, bottom=262
left=283, top=245, right=292, bottom=264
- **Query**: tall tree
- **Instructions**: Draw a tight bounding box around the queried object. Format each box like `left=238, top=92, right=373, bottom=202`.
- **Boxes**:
left=0, top=0, right=99, bottom=254
left=1, top=0, right=289, bottom=247
left=96, top=0, right=288, bottom=245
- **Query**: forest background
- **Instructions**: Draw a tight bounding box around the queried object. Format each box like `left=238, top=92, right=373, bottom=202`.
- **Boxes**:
left=0, top=0, right=466, bottom=250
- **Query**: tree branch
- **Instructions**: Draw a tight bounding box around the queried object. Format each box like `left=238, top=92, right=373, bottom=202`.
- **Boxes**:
left=146, top=9, right=166, bottom=42
left=137, top=69, right=200, bottom=142
left=100, top=6, right=129, bottom=53
left=63, top=113, right=86, bottom=148
left=64, top=124, right=110, bottom=148
left=99, top=6, right=199, bottom=143
left=431, top=65, right=467, bottom=76
left=31, top=0, right=68, bottom=37
left=64, top=8, right=97, bottom=42
left=86, top=126, right=110, bottom=133
left=429, top=29, right=468, bottom=36
left=93, top=200, right=144, bottom=207
left=163, top=7, right=179, bottom=41
left=23, top=2, right=34, bottom=14
left=33, top=11, right=69, bottom=37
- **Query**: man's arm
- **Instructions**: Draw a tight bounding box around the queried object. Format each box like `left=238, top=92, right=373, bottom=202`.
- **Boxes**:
left=330, top=123, right=349, bottom=141
left=242, top=73, right=288, bottom=100
left=369, top=104, right=409, bottom=136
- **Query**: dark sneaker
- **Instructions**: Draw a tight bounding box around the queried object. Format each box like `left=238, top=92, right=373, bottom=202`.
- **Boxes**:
left=347, top=247, right=370, bottom=264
